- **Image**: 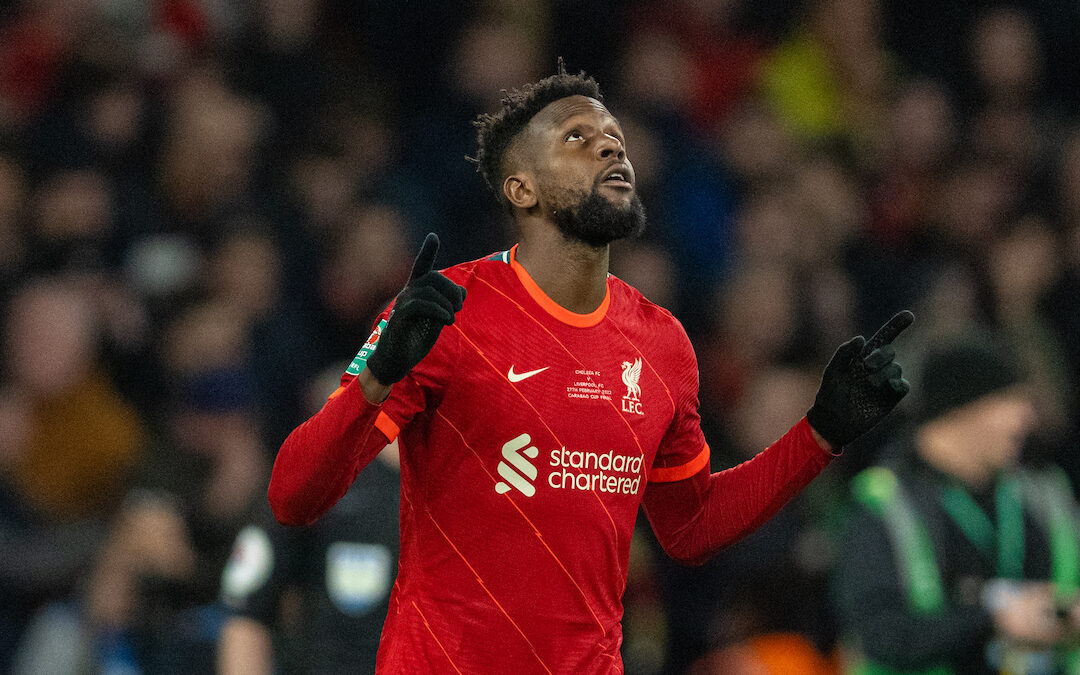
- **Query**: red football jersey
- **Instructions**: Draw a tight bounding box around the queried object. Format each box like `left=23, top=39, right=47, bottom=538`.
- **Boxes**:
left=270, top=245, right=834, bottom=673
left=360, top=246, right=706, bottom=673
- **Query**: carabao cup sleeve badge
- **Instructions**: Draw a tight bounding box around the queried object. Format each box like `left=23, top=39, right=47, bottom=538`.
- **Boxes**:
left=346, top=319, right=389, bottom=376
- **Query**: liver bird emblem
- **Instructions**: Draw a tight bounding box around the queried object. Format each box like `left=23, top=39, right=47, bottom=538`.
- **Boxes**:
left=621, top=358, right=642, bottom=401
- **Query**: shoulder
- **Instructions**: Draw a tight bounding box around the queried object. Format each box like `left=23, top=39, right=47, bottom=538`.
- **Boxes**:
left=439, top=251, right=512, bottom=288
left=608, top=274, right=694, bottom=351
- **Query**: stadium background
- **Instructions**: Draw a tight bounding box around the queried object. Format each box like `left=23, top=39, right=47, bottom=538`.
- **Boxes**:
left=2, top=0, right=1080, bottom=672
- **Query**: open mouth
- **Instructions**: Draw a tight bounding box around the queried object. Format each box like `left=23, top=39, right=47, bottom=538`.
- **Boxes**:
left=599, top=167, right=633, bottom=189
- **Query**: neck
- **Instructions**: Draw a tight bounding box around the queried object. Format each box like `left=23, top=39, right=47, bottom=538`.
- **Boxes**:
left=515, top=226, right=610, bottom=314
left=915, top=423, right=994, bottom=490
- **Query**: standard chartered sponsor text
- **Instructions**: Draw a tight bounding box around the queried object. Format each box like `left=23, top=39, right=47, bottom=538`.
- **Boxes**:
left=548, top=446, right=643, bottom=494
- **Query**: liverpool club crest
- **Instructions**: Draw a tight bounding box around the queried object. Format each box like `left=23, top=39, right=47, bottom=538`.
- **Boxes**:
left=621, top=358, right=643, bottom=415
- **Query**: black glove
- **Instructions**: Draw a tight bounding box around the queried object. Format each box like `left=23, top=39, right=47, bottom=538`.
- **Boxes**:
left=366, top=233, right=466, bottom=386
left=807, top=310, right=914, bottom=447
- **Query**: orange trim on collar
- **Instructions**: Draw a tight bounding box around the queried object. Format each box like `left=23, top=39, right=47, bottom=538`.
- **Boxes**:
left=649, top=443, right=711, bottom=483
left=508, top=244, right=610, bottom=328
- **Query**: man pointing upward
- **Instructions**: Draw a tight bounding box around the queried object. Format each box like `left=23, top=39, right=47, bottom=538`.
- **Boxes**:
left=269, top=63, right=912, bottom=674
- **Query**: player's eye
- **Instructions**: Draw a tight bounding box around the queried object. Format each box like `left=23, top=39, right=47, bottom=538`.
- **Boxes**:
left=565, top=131, right=584, bottom=142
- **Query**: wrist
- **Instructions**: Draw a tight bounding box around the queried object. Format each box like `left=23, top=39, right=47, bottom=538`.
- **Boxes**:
left=806, top=405, right=847, bottom=449
left=358, top=368, right=391, bottom=404
left=810, top=426, right=834, bottom=452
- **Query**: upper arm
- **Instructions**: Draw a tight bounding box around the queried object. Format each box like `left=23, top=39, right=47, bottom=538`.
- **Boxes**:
left=649, top=320, right=707, bottom=483
left=641, top=465, right=712, bottom=564
left=641, top=319, right=711, bottom=561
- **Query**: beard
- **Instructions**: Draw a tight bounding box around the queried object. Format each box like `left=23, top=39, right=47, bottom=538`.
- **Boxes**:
left=548, top=184, right=647, bottom=248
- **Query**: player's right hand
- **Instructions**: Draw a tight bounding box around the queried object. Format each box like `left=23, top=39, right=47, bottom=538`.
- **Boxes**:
left=365, top=233, right=466, bottom=386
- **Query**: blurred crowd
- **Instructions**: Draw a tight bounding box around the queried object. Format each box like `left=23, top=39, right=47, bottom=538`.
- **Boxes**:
left=2, top=0, right=1080, bottom=673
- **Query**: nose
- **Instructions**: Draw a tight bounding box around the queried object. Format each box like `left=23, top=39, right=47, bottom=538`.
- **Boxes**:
left=596, top=133, right=625, bottom=161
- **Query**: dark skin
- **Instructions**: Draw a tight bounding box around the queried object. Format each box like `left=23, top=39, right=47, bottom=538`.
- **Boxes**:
left=358, top=95, right=625, bottom=404
left=358, top=94, right=831, bottom=449
left=502, top=94, right=634, bottom=316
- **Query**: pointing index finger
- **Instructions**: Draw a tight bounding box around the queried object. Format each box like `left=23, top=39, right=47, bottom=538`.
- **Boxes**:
left=410, top=232, right=441, bottom=280
left=863, top=310, right=914, bottom=355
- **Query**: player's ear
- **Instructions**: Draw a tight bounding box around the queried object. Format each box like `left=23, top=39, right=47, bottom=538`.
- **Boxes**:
left=503, top=173, right=537, bottom=210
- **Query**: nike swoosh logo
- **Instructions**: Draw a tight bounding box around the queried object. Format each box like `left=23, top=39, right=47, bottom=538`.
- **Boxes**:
left=507, top=366, right=549, bottom=383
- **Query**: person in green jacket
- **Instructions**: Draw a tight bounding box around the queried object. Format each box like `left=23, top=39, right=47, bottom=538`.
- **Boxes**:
left=834, top=332, right=1080, bottom=675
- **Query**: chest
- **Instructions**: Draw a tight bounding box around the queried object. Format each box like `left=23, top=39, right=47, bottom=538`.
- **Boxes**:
left=423, top=313, right=677, bottom=518
left=451, top=314, right=676, bottom=456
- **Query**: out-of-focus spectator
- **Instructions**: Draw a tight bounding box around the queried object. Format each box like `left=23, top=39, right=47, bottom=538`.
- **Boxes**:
left=27, top=168, right=114, bottom=272
left=217, top=368, right=400, bottom=675
left=0, top=275, right=144, bottom=672
left=861, top=79, right=955, bottom=253
left=207, top=226, right=314, bottom=448
left=834, top=332, right=1080, bottom=674
left=963, top=7, right=1063, bottom=233
left=987, top=217, right=1072, bottom=436
left=758, top=0, right=895, bottom=154
left=313, top=203, right=412, bottom=365
left=2, top=276, right=143, bottom=522
left=155, top=65, right=268, bottom=244
left=698, top=263, right=801, bottom=417
left=627, top=0, right=767, bottom=133
left=968, top=7, right=1042, bottom=109
left=715, top=101, right=800, bottom=187
left=84, top=298, right=267, bottom=674
left=228, top=0, right=329, bottom=159
left=0, top=0, right=97, bottom=127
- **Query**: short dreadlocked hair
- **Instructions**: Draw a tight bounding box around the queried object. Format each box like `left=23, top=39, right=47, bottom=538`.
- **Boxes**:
left=473, top=60, right=602, bottom=208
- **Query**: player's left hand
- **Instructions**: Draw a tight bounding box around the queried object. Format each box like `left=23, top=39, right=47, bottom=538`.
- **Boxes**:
left=807, top=310, right=913, bottom=448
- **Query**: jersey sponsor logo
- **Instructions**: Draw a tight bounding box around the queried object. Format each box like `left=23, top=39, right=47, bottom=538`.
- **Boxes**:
left=326, top=542, right=394, bottom=617
left=495, top=433, right=539, bottom=496
left=621, top=358, right=644, bottom=415
left=495, top=434, right=644, bottom=497
left=507, top=365, right=549, bottom=383
left=548, top=446, right=643, bottom=495
left=221, top=526, right=274, bottom=606
left=345, top=319, right=388, bottom=376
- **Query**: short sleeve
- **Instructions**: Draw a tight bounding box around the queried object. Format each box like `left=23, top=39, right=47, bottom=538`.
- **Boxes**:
left=219, top=505, right=302, bottom=624
left=649, top=322, right=708, bottom=483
